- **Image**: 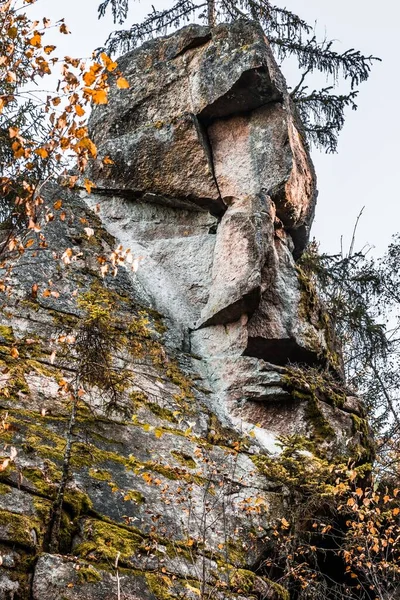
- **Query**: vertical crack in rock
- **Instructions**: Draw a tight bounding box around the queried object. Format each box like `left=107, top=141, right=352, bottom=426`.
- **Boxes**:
left=192, top=112, right=226, bottom=217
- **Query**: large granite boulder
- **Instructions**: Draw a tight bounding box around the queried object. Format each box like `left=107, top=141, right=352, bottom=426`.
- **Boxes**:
left=90, top=20, right=315, bottom=249
left=86, top=20, right=338, bottom=430
left=0, top=20, right=371, bottom=600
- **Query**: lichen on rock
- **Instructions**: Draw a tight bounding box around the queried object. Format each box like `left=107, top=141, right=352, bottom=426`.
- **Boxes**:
left=0, top=19, right=372, bottom=600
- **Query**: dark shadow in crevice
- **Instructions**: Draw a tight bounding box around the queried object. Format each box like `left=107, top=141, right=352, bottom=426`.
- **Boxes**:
left=199, top=67, right=283, bottom=124
left=197, top=287, right=261, bottom=329
left=245, top=336, right=324, bottom=369
left=172, top=31, right=212, bottom=58
left=191, top=113, right=225, bottom=217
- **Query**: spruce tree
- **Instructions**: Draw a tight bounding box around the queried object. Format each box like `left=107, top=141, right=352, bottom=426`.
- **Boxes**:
left=97, top=0, right=379, bottom=153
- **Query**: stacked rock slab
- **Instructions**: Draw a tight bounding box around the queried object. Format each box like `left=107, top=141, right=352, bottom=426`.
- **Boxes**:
left=87, top=19, right=344, bottom=446
left=0, top=20, right=370, bottom=600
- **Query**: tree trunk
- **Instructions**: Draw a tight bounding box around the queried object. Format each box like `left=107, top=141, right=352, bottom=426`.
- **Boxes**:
left=48, top=391, right=77, bottom=553
left=207, top=0, right=215, bottom=27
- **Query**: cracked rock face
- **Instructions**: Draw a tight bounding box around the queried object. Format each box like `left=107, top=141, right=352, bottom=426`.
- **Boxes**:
left=86, top=19, right=334, bottom=435
left=90, top=20, right=315, bottom=238
left=0, top=20, right=370, bottom=600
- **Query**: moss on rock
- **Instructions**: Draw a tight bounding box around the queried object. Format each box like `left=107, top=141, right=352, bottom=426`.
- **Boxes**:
left=88, top=468, right=112, bottom=482
left=229, top=568, right=256, bottom=593
left=0, top=325, right=15, bottom=344
left=76, top=564, right=103, bottom=584
left=0, top=509, right=44, bottom=549
left=145, top=572, right=179, bottom=600
left=74, top=518, right=145, bottom=565
left=170, top=451, right=196, bottom=469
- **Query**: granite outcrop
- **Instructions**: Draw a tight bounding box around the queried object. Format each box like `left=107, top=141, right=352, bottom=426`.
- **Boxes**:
left=0, top=20, right=370, bottom=600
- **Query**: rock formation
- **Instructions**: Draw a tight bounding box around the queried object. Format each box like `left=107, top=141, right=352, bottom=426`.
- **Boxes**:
left=0, top=20, right=371, bottom=600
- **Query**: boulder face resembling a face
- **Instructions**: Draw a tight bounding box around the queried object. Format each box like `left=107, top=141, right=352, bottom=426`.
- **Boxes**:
left=0, top=21, right=370, bottom=600
left=87, top=19, right=336, bottom=438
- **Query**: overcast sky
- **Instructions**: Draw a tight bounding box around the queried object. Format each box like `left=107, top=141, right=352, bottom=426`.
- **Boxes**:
left=29, top=0, right=399, bottom=256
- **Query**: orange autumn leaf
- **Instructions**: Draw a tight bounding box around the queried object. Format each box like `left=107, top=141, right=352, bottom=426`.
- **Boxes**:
left=281, top=517, right=290, bottom=529
left=29, top=32, right=42, bottom=47
left=60, top=137, right=70, bottom=150
left=78, top=137, right=97, bottom=158
left=28, top=218, right=41, bottom=232
left=100, top=52, right=117, bottom=72
left=61, top=247, right=73, bottom=264
left=83, top=63, right=102, bottom=86
left=6, top=71, right=16, bottom=83
left=91, top=89, right=108, bottom=104
left=117, top=76, right=129, bottom=89
left=84, top=179, right=95, bottom=194
left=12, top=143, right=25, bottom=159
left=74, top=104, right=85, bottom=117
left=35, top=147, right=48, bottom=159
left=65, top=56, right=80, bottom=68
left=8, top=126, right=19, bottom=138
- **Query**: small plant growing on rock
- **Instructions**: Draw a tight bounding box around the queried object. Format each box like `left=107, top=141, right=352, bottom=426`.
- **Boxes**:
left=258, top=438, right=400, bottom=600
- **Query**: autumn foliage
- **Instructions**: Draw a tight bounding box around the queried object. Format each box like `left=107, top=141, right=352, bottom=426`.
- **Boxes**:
left=264, top=445, right=400, bottom=599
left=0, top=0, right=129, bottom=275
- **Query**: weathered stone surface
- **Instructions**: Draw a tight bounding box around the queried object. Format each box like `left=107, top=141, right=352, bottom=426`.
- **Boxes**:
left=208, top=102, right=315, bottom=234
left=32, top=554, right=151, bottom=600
left=89, top=20, right=284, bottom=145
left=197, top=194, right=273, bottom=327
left=0, top=19, right=370, bottom=600
left=83, top=192, right=217, bottom=337
left=89, top=19, right=315, bottom=238
left=86, top=19, right=324, bottom=379
left=245, top=233, right=330, bottom=365
left=32, top=554, right=286, bottom=600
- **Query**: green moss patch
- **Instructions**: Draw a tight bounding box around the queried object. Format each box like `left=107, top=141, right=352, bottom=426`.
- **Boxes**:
left=145, top=572, right=180, bottom=600
left=76, top=564, right=103, bottom=584
left=171, top=451, right=196, bottom=469
left=0, top=325, right=15, bottom=344
left=74, top=518, right=145, bottom=565
left=88, top=468, right=112, bottom=482
left=0, top=509, right=45, bottom=549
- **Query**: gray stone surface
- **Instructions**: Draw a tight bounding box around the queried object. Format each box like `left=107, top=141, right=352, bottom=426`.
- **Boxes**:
left=0, top=20, right=369, bottom=600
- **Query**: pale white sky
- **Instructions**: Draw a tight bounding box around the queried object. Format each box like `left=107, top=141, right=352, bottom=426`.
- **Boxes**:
left=29, top=0, right=399, bottom=256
